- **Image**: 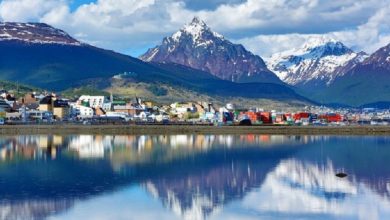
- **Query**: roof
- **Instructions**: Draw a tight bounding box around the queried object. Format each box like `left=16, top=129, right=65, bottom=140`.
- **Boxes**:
left=54, top=99, right=69, bottom=108
left=112, top=101, right=127, bottom=105
left=39, top=96, right=53, bottom=105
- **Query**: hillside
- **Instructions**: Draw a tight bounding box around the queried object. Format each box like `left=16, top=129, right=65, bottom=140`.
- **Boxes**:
left=307, top=43, right=390, bottom=106
left=0, top=80, right=41, bottom=96
left=0, top=22, right=310, bottom=106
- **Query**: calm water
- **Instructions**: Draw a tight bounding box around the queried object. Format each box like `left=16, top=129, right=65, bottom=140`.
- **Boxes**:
left=1, top=134, right=390, bottom=220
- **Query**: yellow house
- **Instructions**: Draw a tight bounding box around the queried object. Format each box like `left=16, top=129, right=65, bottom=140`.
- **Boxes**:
left=39, top=96, right=54, bottom=112
left=53, top=107, right=70, bottom=119
left=39, top=96, right=70, bottom=119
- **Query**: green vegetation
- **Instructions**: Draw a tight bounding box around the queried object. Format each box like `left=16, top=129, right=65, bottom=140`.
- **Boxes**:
left=0, top=80, right=41, bottom=98
left=61, top=86, right=110, bottom=99
left=147, top=84, right=168, bottom=96
left=299, top=70, right=390, bottom=107
left=184, top=112, right=200, bottom=120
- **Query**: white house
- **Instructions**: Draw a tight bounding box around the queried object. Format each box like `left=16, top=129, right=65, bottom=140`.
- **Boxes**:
left=78, top=95, right=105, bottom=108
left=70, top=103, right=94, bottom=118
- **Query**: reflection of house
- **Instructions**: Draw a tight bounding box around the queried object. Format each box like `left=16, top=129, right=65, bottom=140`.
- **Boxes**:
left=68, top=135, right=113, bottom=158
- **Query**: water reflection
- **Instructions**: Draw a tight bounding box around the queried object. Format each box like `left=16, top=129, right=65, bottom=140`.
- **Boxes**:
left=241, top=159, right=390, bottom=220
left=0, top=135, right=390, bottom=219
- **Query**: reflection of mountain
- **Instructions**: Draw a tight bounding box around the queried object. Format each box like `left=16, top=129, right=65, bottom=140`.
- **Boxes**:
left=242, top=159, right=390, bottom=220
left=0, top=135, right=304, bottom=220
left=1, top=135, right=390, bottom=219
left=294, top=136, right=390, bottom=198
left=142, top=146, right=297, bottom=220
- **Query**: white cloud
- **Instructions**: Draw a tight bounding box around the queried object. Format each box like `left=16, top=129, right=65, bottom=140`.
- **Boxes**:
left=1, top=0, right=390, bottom=57
left=0, top=0, right=67, bottom=22
left=236, top=3, right=390, bottom=58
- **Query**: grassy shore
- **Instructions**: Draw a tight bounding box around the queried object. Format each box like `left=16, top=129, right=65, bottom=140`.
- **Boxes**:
left=1, top=124, right=390, bottom=135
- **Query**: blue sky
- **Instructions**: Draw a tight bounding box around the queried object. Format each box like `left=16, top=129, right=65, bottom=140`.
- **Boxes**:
left=69, top=0, right=94, bottom=10
left=1, top=0, right=390, bottom=58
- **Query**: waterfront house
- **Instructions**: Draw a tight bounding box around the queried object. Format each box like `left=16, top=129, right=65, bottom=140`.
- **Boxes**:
left=78, top=95, right=104, bottom=108
left=113, top=104, right=144, bottom=116
left=53, top=99, right=70, bottom=119
left=69, top=102, right=94, bottom=118
left=39, top=95, right=54, bottom=112
left=39, top=95, right=70, bottom=119
left=20, top=93, right=37, bottom=104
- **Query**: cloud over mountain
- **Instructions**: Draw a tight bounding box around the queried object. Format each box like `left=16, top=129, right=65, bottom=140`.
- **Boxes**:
left=0, top=0, right=390, bottom=57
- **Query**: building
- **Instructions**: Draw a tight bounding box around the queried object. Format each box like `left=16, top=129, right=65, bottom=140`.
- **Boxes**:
left=78, top=95, right=105, bottom=108
left=20, top=93, right=37, bottom=104
left=53, top=100, right=70, bottom=119
left=0, top=99, right=12, bottom=112
left=39, top=95, right=70, bottom=119
left=113, top=104, right=144, bottom=116
left=39, top=96, right=54, bottom=112
left=70, top=104, right=94, bottom=118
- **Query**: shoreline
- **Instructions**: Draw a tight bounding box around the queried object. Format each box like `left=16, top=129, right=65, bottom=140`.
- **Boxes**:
left=1, top=124, right=390, bottom=135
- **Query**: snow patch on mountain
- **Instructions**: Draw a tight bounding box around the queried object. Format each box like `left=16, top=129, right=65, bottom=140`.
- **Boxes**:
left=0, top=22, right=81, bottom=46
left=172, top=17, right=224, bottom=46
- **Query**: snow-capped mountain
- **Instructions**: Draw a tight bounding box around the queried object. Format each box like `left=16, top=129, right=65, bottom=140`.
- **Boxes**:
left=0, top=22, right=81, bottom=45
left=140, top=17, right=282, bottom=84
left=267, top=38, right=367, bottom=87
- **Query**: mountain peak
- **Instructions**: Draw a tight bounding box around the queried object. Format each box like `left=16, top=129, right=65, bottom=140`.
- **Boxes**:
left=0, top=22, right=81, bottom=46
left=190, top=16, right=206, bottom=27
left=299, top=38, right=353, bottom=57
left=268, top=38, right=365, bottom=86
left=302, top=37, right=338, bottom=50
left=172, top=17, right=223, bottom=42
left=140, top=18, right=281, bottom=84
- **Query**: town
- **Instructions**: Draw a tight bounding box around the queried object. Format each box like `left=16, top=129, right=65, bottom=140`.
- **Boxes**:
left=0, top=89, right=389, bottom=126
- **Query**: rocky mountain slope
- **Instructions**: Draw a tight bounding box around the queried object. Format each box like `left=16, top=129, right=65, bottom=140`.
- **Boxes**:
left=140, top=17, right=281, bottom=84
left=318, top=43, right=390, bottom=106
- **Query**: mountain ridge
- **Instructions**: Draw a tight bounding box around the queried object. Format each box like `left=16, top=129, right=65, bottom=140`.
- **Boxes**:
left=0, top=22, right=81, bottom=45
left=141, top=17, right=282, bottom=84
left=0, top=21, right=310, bottom=107
left=267, top=38, right=368, bottom=88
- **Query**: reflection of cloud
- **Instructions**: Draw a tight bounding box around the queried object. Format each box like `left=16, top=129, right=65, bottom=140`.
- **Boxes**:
left=49, top=186, right=181, bottom=220
left=241, top=159, right=390, bottom=220
left=166, top=189, right=219, bottom=220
